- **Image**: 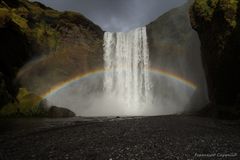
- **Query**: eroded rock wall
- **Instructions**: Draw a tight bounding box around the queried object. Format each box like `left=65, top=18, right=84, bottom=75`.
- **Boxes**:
left=190, top=0, right=240, bottom=119
left=147, top=0, right=209, bottom=112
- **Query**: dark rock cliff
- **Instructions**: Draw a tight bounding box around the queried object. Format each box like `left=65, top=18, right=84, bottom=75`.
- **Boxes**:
left=190, top=0, right=240, bottom=119
left=0, top=0, right=104, bottom=108
left=147, top=0, right=209, bottom=111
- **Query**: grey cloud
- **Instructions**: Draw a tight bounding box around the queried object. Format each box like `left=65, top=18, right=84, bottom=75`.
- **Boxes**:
left=35, top=0, right=187, bottom=32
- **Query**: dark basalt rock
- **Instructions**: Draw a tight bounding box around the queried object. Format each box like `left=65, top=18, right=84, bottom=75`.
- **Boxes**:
left=0, top=72, right=12, bottom=107
left=47, top=106, right=75, bottom=118
left=0, top=21, right=32, bottom=108
left=190, top=0, right=240, bottom=119
left=1, top=0, right=20, bottom=8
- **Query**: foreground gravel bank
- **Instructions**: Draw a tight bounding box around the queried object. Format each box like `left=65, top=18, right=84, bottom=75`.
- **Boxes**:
left=0, top=116, right=239, bottom=160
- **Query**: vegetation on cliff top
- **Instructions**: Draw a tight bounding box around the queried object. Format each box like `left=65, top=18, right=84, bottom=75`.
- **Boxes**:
left=193, top=0, right=238, bottom=28
left=0, top=0, right=102, bottom=53
left=0, top=0, right=60, bottom=52
left=191, top=0, right=239, bottom=56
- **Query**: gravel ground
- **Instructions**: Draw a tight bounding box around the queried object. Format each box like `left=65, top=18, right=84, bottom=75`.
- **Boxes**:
left=0, top=116, right=240, bottom=160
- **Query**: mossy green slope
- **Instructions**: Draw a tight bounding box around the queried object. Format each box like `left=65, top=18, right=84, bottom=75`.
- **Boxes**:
left=0, top=0, right=104, bottom=116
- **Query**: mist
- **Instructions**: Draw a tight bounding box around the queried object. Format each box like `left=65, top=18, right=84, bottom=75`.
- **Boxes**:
left=45, top=72, right=197, bottom=116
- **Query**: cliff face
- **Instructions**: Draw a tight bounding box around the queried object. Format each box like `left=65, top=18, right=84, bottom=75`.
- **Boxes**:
left=147, top=0, right=209, bottom=111
left=0, top=0, right=104, bottom=108
left=190, top=0, right=240, bottom=119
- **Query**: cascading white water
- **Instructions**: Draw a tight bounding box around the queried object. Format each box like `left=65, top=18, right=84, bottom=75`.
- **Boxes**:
left=103, top=27, right=152, bottom=115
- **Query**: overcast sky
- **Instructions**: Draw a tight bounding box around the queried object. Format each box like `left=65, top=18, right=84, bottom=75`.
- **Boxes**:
left=35, top=0, right=187, bottom=32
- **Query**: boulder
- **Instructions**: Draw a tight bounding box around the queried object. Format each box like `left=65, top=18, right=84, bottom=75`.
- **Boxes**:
left=47, top=106, right=75, bottom=118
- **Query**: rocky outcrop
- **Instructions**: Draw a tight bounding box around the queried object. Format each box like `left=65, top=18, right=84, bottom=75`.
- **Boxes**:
left=0, top=0, right=104, bottom=108
left=47, top=106, right=75, bottom=118
left=38, top=99, right=76, bottom=118
left=190, top=0, right=240, bottom=119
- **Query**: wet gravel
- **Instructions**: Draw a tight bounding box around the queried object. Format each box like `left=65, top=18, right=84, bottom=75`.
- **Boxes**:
left=0, top=116, right=240, bottom=160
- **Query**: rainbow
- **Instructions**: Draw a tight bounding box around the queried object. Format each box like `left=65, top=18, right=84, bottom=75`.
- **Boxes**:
left=41, top=68, right=197, bottom=98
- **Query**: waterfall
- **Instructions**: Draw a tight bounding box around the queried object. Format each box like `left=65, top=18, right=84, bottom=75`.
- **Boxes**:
left=46, top=27, right=203, bottom=116
left=103, top=27, right=152, bottom=114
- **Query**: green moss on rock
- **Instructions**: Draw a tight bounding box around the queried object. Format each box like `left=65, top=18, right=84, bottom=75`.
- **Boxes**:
left=194, top=0, right=218, bottom=21
left=0, top=0, right=61, bottom=52
left=193, top=0, right=238, bottom=28
left=0, top=8, right=10, bottom=25
left=0, top=88, right=46, bottom=117
left=220, top=0, right=238, bottom=28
